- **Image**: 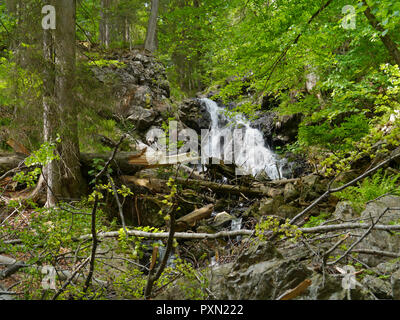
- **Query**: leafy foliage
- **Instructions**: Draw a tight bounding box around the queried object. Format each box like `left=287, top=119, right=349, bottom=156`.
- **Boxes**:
left=337, top=170, right=400, bottom=213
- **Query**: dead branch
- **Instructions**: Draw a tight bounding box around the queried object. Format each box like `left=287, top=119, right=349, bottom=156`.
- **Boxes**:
left=327, top=207, right=392, bottom=265
left=52, top=256, right=91, bottom=300
left=290, top=151, right=400, bottom=225
left=351, top=249, right=400, bottom=258
left=83, top=135, right=127, bottom=293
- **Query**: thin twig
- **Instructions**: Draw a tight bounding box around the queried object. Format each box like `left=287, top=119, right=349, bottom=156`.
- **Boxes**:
left=327, top=207, right=394, bottom=265
left=290, top=151, right=400, bottom=225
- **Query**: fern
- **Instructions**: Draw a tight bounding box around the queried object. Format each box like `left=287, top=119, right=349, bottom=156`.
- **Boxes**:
left=337, top=170, right=400, bottom=213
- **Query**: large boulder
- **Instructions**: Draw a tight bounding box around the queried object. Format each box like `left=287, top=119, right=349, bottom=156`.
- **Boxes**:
left=253, top=112, right=303, bottom=148
left=179, top=98, right=211, bottom=133
left=210, top=242, right=312, bottom=300
left=354, top=196, right=400, bottom=267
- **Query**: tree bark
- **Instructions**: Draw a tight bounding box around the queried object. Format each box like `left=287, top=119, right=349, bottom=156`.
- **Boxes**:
left=363, top=5, right=400, bottom=66
left=52, top=0, right=85, bottom=201
left=144, top=0, right=160, bottom=53
left=100, top=0, right=112, bottom=48
left=42, top=0, right=58, bottom=206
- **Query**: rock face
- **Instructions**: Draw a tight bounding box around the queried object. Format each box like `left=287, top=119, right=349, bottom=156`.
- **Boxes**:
left=209, top=242, right=311, bottom=300
left=253, top=112, right=303, bottom=148
left=92, top=50, right=171, bottom=134
left=354, top=196, right=400, bottom=267
left=158, top=234, right=394, bottom=300
left=333, top=201, right=358, bottom=221
left=178, top=99, right=211, bottom=133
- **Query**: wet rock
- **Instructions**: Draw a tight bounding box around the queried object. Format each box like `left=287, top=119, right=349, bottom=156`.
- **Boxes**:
left=233, top=242, right=283, bottom=271
left=253, top=112, right=303, bottom=148
left=284, top=183, right=299, bottom=203
left=253, top=113, right=276, bottom=145
left=91, top=50, right=171, bottom=136
left=267, top=188, right=284, bottom=198
left=245, top=197, right=284, bottom=219
left=375, top=261, right=400, bottom=275
left=127, top=106, right=158, bottom=131
left=212, top=212, right=234, bottom=228
left=259, top=198, right=276, bottom=216
left=179, top=98, right=211, bottom=133
left=272, top=113, right=303, bottom=148
left=301, top=174, right=320, bottom=187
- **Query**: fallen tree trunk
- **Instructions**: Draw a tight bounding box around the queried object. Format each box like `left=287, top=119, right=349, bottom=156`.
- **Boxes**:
left=0, top=152, right=200, bottom=178
left=122, top=176, right=269, bottom=196
left=0, top=255, right=27, bottom=280
left=5, top=221, right=400, bottom=245
left=0, top=153, right=26, bottom=178
left=75, top=222, right=400, bottom=241
left=0, top=152, right=144, bottom=177
left=174, top=178, right=269, bottom=196
left=78, top=229, right=254, bottom=241
left=175, top=204, right=214, bottom=231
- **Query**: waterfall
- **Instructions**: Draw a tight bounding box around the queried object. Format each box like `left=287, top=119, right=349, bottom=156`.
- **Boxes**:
left=200, top=98, right=286, bottom=180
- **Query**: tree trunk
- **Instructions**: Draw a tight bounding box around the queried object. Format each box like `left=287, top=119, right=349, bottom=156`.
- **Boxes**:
left=144, top=0, right=159, bottom=53
left=100, top=0, right=112, bottom=48
left=124, top=17, right=131, bottom=49
left=364, top=5, right=400, bottom=66
left=0, top=152, right=149, bottom=179
left=52, top=0, right=85, bottom=201
left=42, top=0, right=59, bottom=206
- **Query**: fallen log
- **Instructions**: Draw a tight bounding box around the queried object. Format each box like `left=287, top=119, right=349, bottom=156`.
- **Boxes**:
left=175, top=204, right=214, bottom=231
left=78, top=229, right=254, bottom=241
left=78, top=222, right=400, bottom=241
left=0, top=153, right=26, bottom=177
left=0, top=255, right=27, bottom=280
left=0, top=152, right=200, bottom=178
left=5, top=221, right=400, bottom=245
left=122, top=176, right=269, bottom=196
left=174, top=178, right=270, bottom=196
left=128, top=151, right=199, bottom=166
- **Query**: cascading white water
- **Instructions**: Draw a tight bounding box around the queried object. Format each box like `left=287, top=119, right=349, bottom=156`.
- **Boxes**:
left=201, top=98, right=285, bottom=180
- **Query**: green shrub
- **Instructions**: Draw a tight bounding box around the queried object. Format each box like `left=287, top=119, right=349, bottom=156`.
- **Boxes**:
left=337, top=170, right=400, bottom=213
